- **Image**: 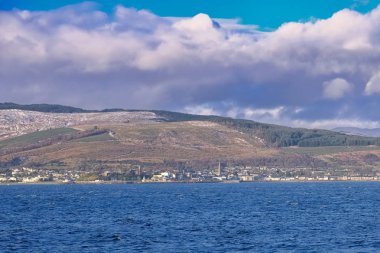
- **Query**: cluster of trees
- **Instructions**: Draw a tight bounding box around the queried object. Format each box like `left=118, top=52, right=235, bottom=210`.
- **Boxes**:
left=0, top=157, right=24, bottom=168
left=238, top=154, right=328, bottom=168
left=252, top=126, right=380, bottom=147
left=154, top=111, right=380, bottom=148
left=0, top=102, right=89, bottom=113
left=0, top=103, right=126, bottom=113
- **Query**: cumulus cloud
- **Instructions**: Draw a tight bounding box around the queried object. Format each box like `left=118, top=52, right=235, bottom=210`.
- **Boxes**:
left=2, top=3, right=380, bottom=128
left=365, top=71, right=380, bottom=94
left=323, top=78, right=353, bottom=99
left=184, top=104, right=219, bottom=116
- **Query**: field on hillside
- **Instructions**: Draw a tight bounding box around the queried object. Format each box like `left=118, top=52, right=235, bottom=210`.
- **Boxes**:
left=0, top=121, right=278, bottom=170
left=1, top=114, right=380, bottom=171
left=0, top=128, right=77, bottom=149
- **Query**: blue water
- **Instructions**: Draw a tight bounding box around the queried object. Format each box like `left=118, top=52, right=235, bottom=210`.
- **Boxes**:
left=0, top=182, right=379, bottom=252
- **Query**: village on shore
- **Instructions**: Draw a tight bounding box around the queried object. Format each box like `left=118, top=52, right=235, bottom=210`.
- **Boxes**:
left=1, top=162, right=379, bottom=184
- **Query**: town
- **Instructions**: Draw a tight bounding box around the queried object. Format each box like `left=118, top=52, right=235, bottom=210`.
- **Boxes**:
left=1, top=163, right=379, bottom=184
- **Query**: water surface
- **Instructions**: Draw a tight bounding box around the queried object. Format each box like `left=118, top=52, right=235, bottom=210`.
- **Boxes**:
left=0, top=182, right=379, bottom=252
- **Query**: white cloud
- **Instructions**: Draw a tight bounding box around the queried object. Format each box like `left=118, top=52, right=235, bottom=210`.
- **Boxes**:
left=323, top=78, right=353, bottom=99
left=2, top=4, right=380, bottom=128
left=292, top=118, right=380, bottom=130
left=173, top=13, right=215, bottom=32
left=183, top=104, right=380, bottom=129
left=243, top=107, right=285, bottom=120
left=184, top=104, right=218, bottom=116
left=365, top=71, right=380, bottom=95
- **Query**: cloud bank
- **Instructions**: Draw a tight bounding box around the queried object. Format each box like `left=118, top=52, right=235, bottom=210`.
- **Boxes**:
left=2, top=3, right=380, bottom=129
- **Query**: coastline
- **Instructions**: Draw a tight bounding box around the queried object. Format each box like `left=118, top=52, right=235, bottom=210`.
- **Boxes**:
left=1, top=179, right=380, bottom=186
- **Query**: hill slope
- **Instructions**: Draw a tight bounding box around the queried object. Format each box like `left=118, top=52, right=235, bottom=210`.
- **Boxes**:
left=0, top=104, right=380, bottom=172
left=2, top=103, right=380, bottom=148
left=155, top=111, right=380, bottom=147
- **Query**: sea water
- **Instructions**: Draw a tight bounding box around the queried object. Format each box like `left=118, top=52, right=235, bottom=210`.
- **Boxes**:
left=0, top=182, right=379, bottom=252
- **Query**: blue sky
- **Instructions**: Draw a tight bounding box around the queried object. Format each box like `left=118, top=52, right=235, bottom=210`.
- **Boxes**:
left=2, top=0, right=380, bottom=28
left=2, top=1, right=380, bottom=129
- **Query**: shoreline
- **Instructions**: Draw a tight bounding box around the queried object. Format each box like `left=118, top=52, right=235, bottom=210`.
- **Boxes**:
left=1, top=180, right=380, bottom=186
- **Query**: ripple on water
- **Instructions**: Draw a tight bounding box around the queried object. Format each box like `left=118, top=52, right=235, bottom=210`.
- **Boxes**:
left=0, top=182, right=379, bottom=252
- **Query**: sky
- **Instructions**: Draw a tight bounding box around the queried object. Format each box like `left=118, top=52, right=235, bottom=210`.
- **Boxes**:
left=2, top=0, right=380, bottom=129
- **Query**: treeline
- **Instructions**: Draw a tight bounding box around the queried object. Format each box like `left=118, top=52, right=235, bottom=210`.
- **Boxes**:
left=0, top=129, right=109, bottom=156
left=0, top=103, right=126, bottom=113
left=0, top=103, right=129, bottom=113
left=153, top=111, right=380, bottom=148
left=212, top=118, right=380, bottom=147
left=0, top=102, right=91, bottom=113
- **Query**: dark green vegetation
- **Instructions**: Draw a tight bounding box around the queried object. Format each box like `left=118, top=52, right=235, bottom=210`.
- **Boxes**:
left=0, top=128, right=78, bottom=149
left=153, top=111, right=380, bottom=148
left=2, top=103, right=380, bottom=148
left=73, top=132, right=115, bottom=142
left=228, top=120, right=380, bottom=148
left=0, top=103, right=90, bottom=113
left=0, top=102, right=125, bottom=113
left=0, top=128, right=109, bottom=156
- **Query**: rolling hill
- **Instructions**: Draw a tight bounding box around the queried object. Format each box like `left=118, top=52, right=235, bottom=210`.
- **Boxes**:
left=2, top=103, right=380, bottom=147
left=1, top=103, right=380, bottom=172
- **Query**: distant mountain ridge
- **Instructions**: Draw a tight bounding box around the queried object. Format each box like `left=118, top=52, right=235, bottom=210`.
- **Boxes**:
left=332, top=127, right=380, bottom=137
left=0, top=102, right=122, bottom=113
left=2, top=102, right=380, bottom=148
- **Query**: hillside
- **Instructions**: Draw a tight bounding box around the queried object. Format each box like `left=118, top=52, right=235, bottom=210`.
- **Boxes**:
left=155, top=111, right=380, bottom=147
left=0, top=109, right=157, bottom=140
left=0, top=103, right=380, bottom=174
left=2, top=103, right=380, bottom=148
left=5, top=122, right=275, bottom=166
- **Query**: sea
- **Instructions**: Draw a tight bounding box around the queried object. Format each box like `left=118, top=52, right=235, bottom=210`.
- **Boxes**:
left=0, top=182, right=379, bottom=252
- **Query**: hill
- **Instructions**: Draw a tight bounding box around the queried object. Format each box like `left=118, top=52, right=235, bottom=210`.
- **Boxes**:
left=0, top=103, right=379, bottom=178
left=154, top=111, right=380, bottom=147
left=2, top=103, right=380, bottom=148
